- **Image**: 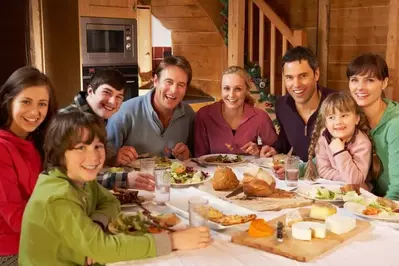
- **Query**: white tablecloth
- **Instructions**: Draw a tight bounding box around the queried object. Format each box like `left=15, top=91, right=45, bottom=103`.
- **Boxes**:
left=109, top=159, right=398, bottom=266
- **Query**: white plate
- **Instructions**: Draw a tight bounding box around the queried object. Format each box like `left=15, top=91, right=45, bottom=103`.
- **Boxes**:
left=128, top=158, right=171, bottom=170
left=166, top=187, right=256, bottom=230
left=296, top=184, right=344, bottom=202
left=197, top=154, right=246, bottom=166
left=170, top=174, right=212, bottom=187
left=111, top=190, right=154, bottom=208
left=251, top=157, right=273, bottom=168
left=344, top=202, right=399, bottom=222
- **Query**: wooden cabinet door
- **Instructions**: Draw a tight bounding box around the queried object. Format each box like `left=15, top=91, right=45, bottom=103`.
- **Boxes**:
left=79, top=0, right=137, bottom=18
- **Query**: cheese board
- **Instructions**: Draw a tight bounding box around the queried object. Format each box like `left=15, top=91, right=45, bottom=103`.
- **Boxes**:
left=231, top=208, right=371, bottom=262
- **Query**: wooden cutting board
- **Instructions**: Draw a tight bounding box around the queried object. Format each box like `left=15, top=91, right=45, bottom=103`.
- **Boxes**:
left=199, top=184, right=313, bottom=211
left=231, top=209, right=371, bottom=262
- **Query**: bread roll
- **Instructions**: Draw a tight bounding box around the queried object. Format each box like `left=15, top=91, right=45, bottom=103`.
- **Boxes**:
left=310, top=202, right=337, bottom=221
left=243, top=167, right=276, bottom=197
left=212, top=166, right=239, bottom=191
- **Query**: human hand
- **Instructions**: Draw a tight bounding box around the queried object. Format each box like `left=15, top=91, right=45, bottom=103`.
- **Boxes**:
left=170, top=226, right=212, bottom=250
left=116, top=146, right=138, bottom=166
left=127, top=171, right=155, bottom=191
left=260, top=145, right=277, bottom=157
left=85, top=257, right=96, bottom=266
left=240, top=141, right=260, bottom=156
left=329, top=138, right=345, bottom=154
left=172, top=142, right=190, bottom=161
left=272, top=164, right=285, bottom=180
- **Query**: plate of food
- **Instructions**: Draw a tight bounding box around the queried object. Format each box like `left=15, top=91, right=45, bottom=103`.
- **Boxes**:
left=170, top=162, right=210, bottom=187
left=296, top=184, right=361, bottom=203
left=128, top=156, right=172, bottom=170
left=344, top=197, right=399, bottom=222
left=251, top=157, right=274, bottom=168
left=111, top=188, right=154, bottom=208
left=197, top=154, right=245, bottom=166
left=166, top=187, right=257, bottom=230
left=108, top=211, right=182, bottom=235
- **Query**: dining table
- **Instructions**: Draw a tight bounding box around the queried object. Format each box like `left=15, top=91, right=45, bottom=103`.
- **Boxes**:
left=108, top=156, right=398, bottom=266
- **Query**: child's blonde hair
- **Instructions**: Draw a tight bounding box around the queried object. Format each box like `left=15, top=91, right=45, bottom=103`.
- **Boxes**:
left=222, top=66, right=256, bottom=106
left=306, top=91, right=381, bottom=180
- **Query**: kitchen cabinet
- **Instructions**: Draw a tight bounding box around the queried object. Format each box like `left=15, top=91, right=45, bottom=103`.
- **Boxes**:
left=79, top=0, right=137, bottom=18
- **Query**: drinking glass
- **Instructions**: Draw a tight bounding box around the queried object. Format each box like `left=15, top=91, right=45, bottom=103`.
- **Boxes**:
left=140, top=158, right=156, bottom=175
left=188, top=197, right=209, bottom=227
left=154, top=169, right=171, bottom=205
left=285, top=155, right=300, bottom=187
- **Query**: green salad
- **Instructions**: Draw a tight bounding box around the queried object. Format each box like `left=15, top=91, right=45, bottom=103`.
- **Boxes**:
left=170, top=162, right=208, bottom=184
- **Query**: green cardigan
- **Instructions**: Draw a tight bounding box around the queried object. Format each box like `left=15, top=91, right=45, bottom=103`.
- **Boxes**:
left=371, top=99, right=399, bottom=200
left=19, top=169, right=171, bottom=266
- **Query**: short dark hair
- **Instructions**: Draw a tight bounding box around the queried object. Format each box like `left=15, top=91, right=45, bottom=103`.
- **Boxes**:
left=346, top=53, right=389, bottom=81
left=44, top=111, right=106, bottom=172
left=154, top=55, right=192, bottom=86
left=0, top=66, right=58, bottom=157
left=88, top=69, right=126, bottom=92
left=282, top=46, right=319, bottom=73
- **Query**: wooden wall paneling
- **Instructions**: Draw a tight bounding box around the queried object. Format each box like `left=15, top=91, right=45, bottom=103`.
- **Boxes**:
left=228, top=0, right=245, bottom=67
left=317, top=0, right=329, bottom=87
left=385, top=0, right=399, bottom=100
left=327, top=80, right=348, bottom=91
left=329, top=7, right=389, bottom=29
left=172, top=32, right=222, bottom=45
left=79, top=0, right=137, bottom=18
left=270, top=24, right=276, bottom=94
left=329, top=26, right=388, bottom=45
left=29, top=0, right=44, bottom=71
left=159, top=18, right=215, bottom=31
left=328, top=45, right=387, bottom=63
left=258, top=11, right=265, bottom=76
left=282, top=36, right=287, bottom=95
left=247, top=0, right=254, bottom=62
left=151, top=0, right=196, bottom=6
left=330, top=0, right=389, bottom=9
left=151, top=5, right=206, bottom=18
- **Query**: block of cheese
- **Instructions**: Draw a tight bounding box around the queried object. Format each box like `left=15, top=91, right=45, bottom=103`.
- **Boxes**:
left=326, top=214, right=356, bottom=235
left=310, top=202, right=337, bottom=221
left=292, top=222, right=327, bottom=241
left=285, top=209, right=304, bottom=227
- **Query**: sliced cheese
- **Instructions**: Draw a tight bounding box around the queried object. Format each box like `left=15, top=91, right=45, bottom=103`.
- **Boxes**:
left=285, top=209, right=303, bottom=227
left=326, top=214, right=356, bottom=235
left=309, top=202, right=337, bottom=221
left=292, top=222, right=327, bottom=241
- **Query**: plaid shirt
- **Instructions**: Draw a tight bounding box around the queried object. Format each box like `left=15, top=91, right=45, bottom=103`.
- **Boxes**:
left=59, top=92, right=127, bottom=189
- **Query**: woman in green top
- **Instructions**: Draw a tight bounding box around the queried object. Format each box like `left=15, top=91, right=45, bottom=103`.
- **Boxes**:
left=19, top=111, right=211, bottom=266
left=347, top=54, right=399, bottom=200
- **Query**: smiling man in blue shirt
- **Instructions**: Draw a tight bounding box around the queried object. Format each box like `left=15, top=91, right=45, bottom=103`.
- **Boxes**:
left=260, top=47, right=333, bottom=169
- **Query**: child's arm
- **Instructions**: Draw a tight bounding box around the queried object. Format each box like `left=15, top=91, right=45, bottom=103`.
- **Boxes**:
left=47, top=199, right=172, bottom=264
left=316, top=137, right=342, bottom=180
left=333, top=137, right=371, bottom=184
left=90, top=182, right=120, bottom=230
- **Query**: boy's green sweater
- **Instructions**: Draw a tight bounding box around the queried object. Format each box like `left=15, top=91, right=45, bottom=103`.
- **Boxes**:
left=19, top=169, right=171, bottom=266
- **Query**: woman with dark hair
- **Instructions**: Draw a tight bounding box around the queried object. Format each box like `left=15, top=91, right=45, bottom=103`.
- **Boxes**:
left=347, top=54, right=399, bottom=200
left=194, top=66, right=277, bottom=157
left=0, top=66, right=57, bottom=264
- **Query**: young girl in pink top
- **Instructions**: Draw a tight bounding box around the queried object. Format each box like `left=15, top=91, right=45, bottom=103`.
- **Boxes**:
left=307, top=92, right=380, bottom=185
left=194, top=66, right=277, bottom=157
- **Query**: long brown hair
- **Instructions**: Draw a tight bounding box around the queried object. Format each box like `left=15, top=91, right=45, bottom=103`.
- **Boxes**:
left=306, top=92, right=381, bottom=180
left=222, top=66, right=256, bottom=106
left=0, top=66, right=58, bottom=158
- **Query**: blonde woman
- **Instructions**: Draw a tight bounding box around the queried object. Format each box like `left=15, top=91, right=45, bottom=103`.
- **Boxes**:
left=194, top=66, right=277, bottom=157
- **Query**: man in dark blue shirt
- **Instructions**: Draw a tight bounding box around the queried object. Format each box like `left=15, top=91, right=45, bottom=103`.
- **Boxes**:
left=260, top=46, right=333, bottom=175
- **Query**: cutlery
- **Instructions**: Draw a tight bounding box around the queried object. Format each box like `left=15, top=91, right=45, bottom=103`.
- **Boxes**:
left=191, top=158, right=207, bottom=168
left=287, top=146, right=294, bottom=157
left=226, top=185, right=244, bottom=198
left=137, top=153, right=152, bottom=159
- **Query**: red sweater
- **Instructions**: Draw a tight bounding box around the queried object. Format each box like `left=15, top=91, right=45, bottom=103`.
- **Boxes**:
left=0, top=129, right=42, bottom=255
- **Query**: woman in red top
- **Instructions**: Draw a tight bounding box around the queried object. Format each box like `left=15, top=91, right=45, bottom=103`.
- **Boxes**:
left=0, top=66, right=57, bottom=264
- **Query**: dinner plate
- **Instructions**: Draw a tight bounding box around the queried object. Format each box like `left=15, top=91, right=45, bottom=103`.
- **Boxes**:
left=296, top=184, right=345, bottom=202
left=166, top=187, right=256, bottom=230
left=170, top=174, right=212, bottom=188
left=128, top=158, right=171, bottom=170
left=197, top=154, right=246, bottom=166
left=251, top=157, right=273, bottom=168
left=344, top=201, right=399, bottom=222
left=111, top=189, right=154, bottom=208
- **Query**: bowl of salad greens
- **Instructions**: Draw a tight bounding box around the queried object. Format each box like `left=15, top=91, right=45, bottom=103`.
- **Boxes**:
left=170, top=162, right=210, bottom=186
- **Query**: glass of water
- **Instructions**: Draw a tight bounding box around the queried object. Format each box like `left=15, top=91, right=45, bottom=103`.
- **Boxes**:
left=140, top=158, right=156, bottom=175
left=188, top=197, right=209, bottom=227
left=154, top=169, right=171, bottom=205
left=285, top=155, right=300, bottom=187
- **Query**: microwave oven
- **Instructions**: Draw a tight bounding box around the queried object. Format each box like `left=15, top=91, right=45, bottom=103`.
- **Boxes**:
left=80, top=17, right=137, bottom=66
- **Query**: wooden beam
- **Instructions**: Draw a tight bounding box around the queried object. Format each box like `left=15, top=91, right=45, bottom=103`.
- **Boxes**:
left=317, top=0, right=330, bottom=87
left=282, top=36, right=287, bottom=95
left=137, top=5, right=152, bottom=87
left=29, top=0, right=44, bottom=71
left=228, top=0, right=245, bottom=67
left=247, top=0, right=254, bottom=62
left=385, top=0, right=399, bottom=101
left=258, top=10, right=264, bottom=77
left=270, top=24, right=276, bottom=95
left=253, top=0, right=294, bottom=44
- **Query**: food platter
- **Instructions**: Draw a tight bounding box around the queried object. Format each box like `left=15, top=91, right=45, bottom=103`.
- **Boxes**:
left=344, top=199, right=399, bottom=222
left=128, top=157, right=172, bottom=170
left=170, top=162, right=211, bottom=187
left=197, top=154, right=245, bottom=166
left=251, top=157, right=274, bottom=168
left=296, top=184, right=350, bottom=203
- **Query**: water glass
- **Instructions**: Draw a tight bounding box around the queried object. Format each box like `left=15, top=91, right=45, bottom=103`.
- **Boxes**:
left=154, top=169, right=171, bottom=205
left=285, top=155, right=300, bottom=187
left=140, top=158, right=156, bottom=175
left=188, top=197, right=209, bottom=227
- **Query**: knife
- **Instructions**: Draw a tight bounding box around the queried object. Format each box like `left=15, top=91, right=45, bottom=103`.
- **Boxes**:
left=191, top=158, right=207, bottom=168
left=226, top=185, right=244, bottom=198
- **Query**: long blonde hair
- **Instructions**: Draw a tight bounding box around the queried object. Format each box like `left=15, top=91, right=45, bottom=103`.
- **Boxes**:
left=222, top=66, right=256, bottom=106
left=306, top=91, right=381, bottom=180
